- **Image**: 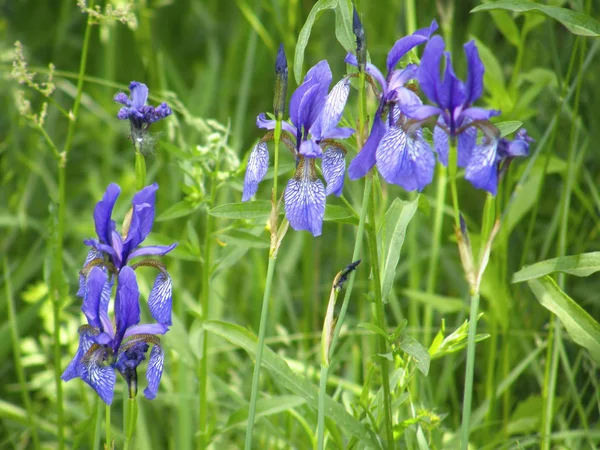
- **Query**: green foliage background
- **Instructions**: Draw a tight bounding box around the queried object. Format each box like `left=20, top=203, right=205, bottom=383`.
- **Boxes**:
left=1, top=0, right=600, bottom=448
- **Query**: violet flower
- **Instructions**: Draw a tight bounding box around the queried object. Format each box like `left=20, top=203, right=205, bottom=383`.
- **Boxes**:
left=81, top=183, right=176, bottom=325
left=465, top=128, right=533, bottom=195
left=62, top=266, right=167, bottom=405
left=242, top=60, right=353, bottom=236
left=346, top=20, right=438, bottom=191
left=402, top=35, right=500, bottom=168
left=114, top=81, right=172, bottom=137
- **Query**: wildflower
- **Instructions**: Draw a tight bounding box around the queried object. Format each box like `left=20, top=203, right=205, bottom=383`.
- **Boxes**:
left=114, top=81, right=172, bottom=137
left=242, top=59, right=353, bottom=236
left=81, top=183, right=176, bottom=325
left=465, top=128, right=533, bottom=195
left=402, top=35, right=500, bottom=168
left=346, top=20, right=438, bottom=191
left=62, top=266, right=167, bottom=405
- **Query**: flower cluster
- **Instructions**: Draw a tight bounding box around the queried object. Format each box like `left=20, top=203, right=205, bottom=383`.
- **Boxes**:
left=63, top=183, right=176, bottom=405
left=243, top=47, right=353, bottom=236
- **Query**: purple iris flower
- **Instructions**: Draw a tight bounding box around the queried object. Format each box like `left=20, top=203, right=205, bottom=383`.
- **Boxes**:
left=242, top=60, right=353, bottom=236
left=402, top=35, right=500, bottom=168
left=114, top=81, right=172, bottom=133
left=465, top=128, right=533, bottom=195
left=81, top=183, right=176, bottom=325
left=346, top=20, right=438, bottom=192
left=62, top=266, right=167, bottom=405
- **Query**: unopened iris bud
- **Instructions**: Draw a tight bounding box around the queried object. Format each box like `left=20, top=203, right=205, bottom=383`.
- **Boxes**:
left=352, top=6, right=366, bottom=72
left=273, top=43, right=288, bottom=120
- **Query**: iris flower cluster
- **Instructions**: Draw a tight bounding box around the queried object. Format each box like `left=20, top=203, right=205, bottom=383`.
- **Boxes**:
left=63, top=183, right=176, bottom=405
left=242, top=47, right=353, bottom=237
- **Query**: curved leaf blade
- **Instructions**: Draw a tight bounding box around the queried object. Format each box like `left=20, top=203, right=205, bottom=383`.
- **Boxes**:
left=512, top=252, right=600, bottom=283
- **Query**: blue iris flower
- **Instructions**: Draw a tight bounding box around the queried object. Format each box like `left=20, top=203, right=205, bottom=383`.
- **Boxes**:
left=242, top=59, right=353, bottom=237
left=81, top=183, right=176, bottom=325
left=62, top=266, right=167, bottom=405
left=114, top=81, right=172, bottom=132
left=346, top=20, right=438, bottom=192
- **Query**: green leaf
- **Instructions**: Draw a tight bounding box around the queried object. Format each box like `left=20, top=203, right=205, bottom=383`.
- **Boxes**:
left=204, top=320, right=379, bottom=448
left=218, top=229, right=269, bottom=249
left=334, top=0, right=354, bottom=52
left=495, top=121, right=523, bottom=137
left=402, top=289, right=467, bottom=314
left=209, top=201, right=271, bottom=220
left=225, top=395, right=306, bottom=429
left=471, top=1, right=600, bottom=37
left=528, top=276, right=600, bottom=364
left=294, top=0, right=338, bottom=84
left=379, top=197, right=419, bottom=303
left=489, top=10, right=521, bottom=47
left=513, top=252, right=600, bottom=283
left=324, top=204, right=358, bottom=225
left=156, top=200, right=202, bottom=222
left=357, top=322, right=390, bottom=341
left=399, top=336, right=430, bottom=376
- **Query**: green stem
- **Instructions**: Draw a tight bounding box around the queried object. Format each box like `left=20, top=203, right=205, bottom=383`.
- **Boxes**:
left=366, top=187, right=394, bottom=450
left=51, top=4, right=95, bottom=448
left=460, top=292, right=480, bottom=450
left=105, top=403, right=112, bottom=449
left=245, top=254, right=278, bottom=450
left=273, top=120, right=282, bottom=202
left=134, top=149, right=147, bottom=190
left=5, top=258, right=40, bottom=449
left=316, top=365, right=328, bottom=450
left=124, top=398, right=138, bottom=450
left=92, top=398, right=102, bottom=450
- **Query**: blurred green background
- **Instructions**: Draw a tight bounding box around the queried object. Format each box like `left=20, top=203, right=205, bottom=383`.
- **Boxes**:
left=1, top=0, right=600, bottom=448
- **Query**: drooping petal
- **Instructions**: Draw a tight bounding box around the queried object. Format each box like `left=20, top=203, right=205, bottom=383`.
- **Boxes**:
left=434, top=123, right=449, bottom=166
left=284, top=158, right=325, bottom=236
left=147, top=272, right=172, bottom=325
left=386, top=18, right=439, bottom=72
left=322, top=147, right=346, bottom=197
left=114, top=267, right=141, bottom=349
left=376, top=126, right=407, bottom=185
left=310, top=77, right=351, bottom=140
left=299, top=139, right=323, bottom=158
left=62, top=325, right=99, bottom=381
left=323, top=127, right=355, bottom=140
left=129, top=82, right=149, bottom=109
left=457, top=118, right=477, bottom=167
left=348, top=115, right=386, bottom=179
left=465, top=140, right=499, bottom=195
left=80, top=344, right=116, bottom=405
left=114, top=92, right=130, bottom=106
left=144, top=344, right=164, bottom=400
left=94, top=184, right=120, bottom=245
left=400, top=131, right=436, bottom=191
left=124, top=323, right=169, bottom=338
left=81, top=267, right=108, bottom=329
left=256, top=113, right=297, bottom=136
left=127, top=244, right=178, bottom=260
left=438, top=53, right=466, bottom=115
left=417, top=35, right=445, bottom=106
left=242, top=141, right=269, bottom=201
left=464, top=40, right=485, bottom=106
left=461, top=107, right=501, bottom=122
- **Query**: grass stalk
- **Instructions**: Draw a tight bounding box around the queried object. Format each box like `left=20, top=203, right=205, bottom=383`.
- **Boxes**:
left=460, top=292, right=480, bottom=449
left=105, top=403, right=112, bottom=449
left=124, top=398, right=138, bottom=450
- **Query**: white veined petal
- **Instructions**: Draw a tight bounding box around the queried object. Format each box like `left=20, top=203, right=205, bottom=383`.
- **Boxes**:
left=242, top=141, right=269, bottom=201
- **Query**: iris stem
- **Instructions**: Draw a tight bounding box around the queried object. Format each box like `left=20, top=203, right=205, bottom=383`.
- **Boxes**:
left=105, top=404, right=111, bottom=449
left=245, top=115, right=283, bottom=450
left=92, top=398, right=102, bottom=450
left=460, top=292, right=480, bottom=450
left=51, top=2, right=94, bottom=448
left=134, top=148, right=147, bottom=190
left=124, top=397, right=138, bottom=450
left=5, top=258, right=40, bottom=450
left=366, top=184, right=394, bottom=450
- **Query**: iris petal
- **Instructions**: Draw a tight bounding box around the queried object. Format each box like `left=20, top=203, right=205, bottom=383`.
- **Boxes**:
left=128, top=244, right=178, bottom=260
left=81, top=268, right=108, bottom=329
left=348, top=115, right=386, bottom=179
left=94, top=184, right=120, bottom=245
left=144, top=344, right=164, bottom=400
left=417, top=36, right=445, bottom=106
left=310, top=77, right=351, bottom=140
left=80, top=344, right=116, bottom=405
left=433, top=124, right=449, bottom=166
left=114, top=267, right=141, bottom=349
left=284, top=158, right=326, bottom=236
left=61, top=326, right=99, bottom=382
left=376, top=127, right=407, bottom=184
left=147, top=272, right=173, bottom=326
left=129, top=82, right=149, bottom=109
left=322, top=147, right=346, bottom=197
left=457, top=119, right=477, bottom=167
left=464, top=40, right=485, bottom=105
left=465, top=140, right=499, bottom=195
left=242, top=141, right=269, bottom=201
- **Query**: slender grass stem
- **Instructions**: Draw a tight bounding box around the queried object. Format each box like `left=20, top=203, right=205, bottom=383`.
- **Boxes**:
left=124, top=398, right=138, bottom=450
left=5, top=258, right=40, bottom=449
left=105, top=403, right=112, bottom=449
left=366, top=187, right=394, bottom=450
left=92, top=398, right=102, bottom=450
left=460, top=292, right=480, bottom=449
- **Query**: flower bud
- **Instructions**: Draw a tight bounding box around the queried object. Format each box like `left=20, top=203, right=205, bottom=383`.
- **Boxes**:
left=353, top=6, right=366, bottom=72
left=273, top=43, right=288, bottom=120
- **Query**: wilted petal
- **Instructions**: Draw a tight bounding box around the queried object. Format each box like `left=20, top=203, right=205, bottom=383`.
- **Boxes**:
left=284, top=158, right=325, bottom=236
left=242, top=141, right=269, bottom=201
left=417, top=35, right=445, bottom=106
left=114, top=92, right=130, bottom=106
left=114, top=267, right=141, bottom=348
left=129, top=82, right=148, bottom=109
left=322, top=147, right=346, bottom=197
left=144, top=344, right=164, bottom=400
left=128, top=244, right=178, bottom=260
left=434, top=124, right=449, bottom=166
left=465, top=140, right=499, bottom=195
left=147, top=272, right=172, bottom=325
left=81, top=268, right=108, bottom=329
left=348, top=115, right=386, bottom=179
left=94, top=184, right=120, bottom=245
left=62, top=326, right=99, bottom=381
left=464, top=40, right=485, bottom=105
left=310, top=77, right=351, bottom=140
left=80, top=344, right=116, bottom=405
